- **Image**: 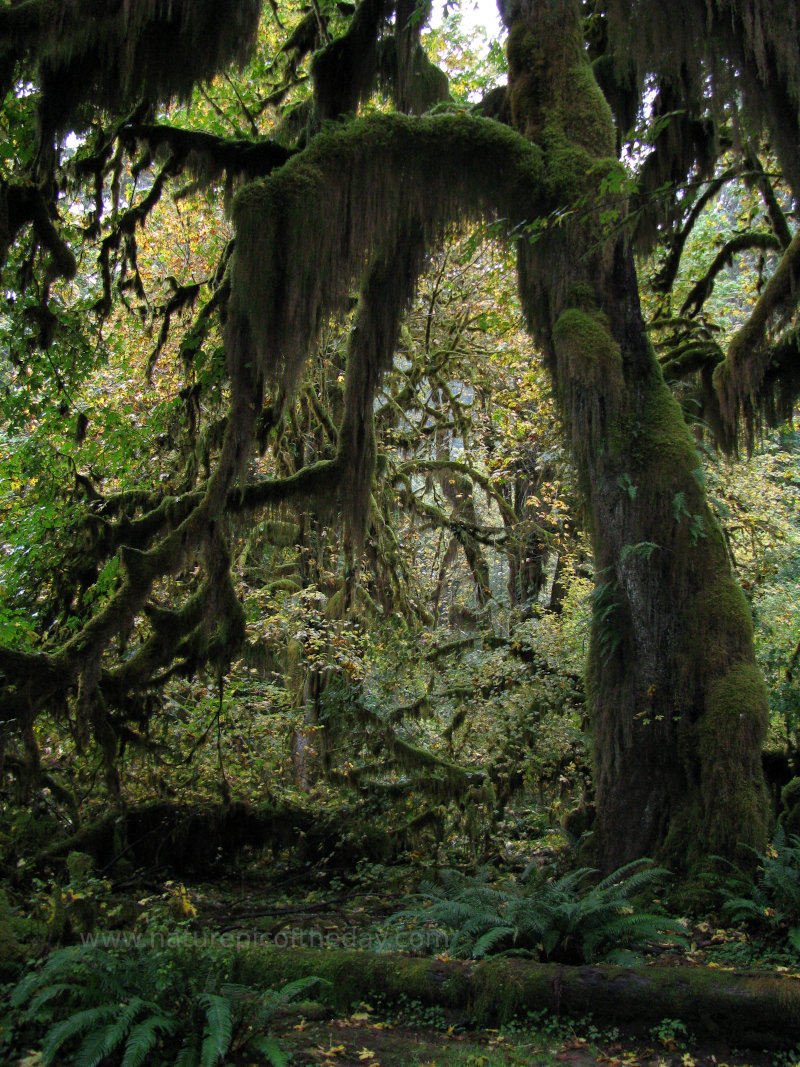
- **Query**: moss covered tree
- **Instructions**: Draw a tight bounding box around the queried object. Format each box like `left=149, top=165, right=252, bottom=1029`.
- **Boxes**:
left=2, top=0, right=799, bottom=873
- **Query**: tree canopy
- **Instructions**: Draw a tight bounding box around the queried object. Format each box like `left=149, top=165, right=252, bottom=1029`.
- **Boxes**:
left=1, top=0, right=800, bottom=877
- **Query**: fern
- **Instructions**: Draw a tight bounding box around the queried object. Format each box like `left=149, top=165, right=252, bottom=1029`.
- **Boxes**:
left=721, top=827, right=800, bottom=941
left=199, top=993, right=233, bottom=1067
left=121, top=1015, right=178, bottom=1067
left=74, top=997, right=147, bottom=1067
left=12, top=942, right=324, bottom=1066
left=392, top=860, right=685, bottom=964
left=248, top=1035, right=290, bottom=1067
left=41, top=1003, right=120, bottom=1065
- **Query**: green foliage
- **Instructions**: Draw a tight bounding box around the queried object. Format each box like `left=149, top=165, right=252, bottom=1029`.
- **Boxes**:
left=10, top=942, right=323, bottom=1066
left=391, top=860, right=684, bottom=964
left=721, top=827, right=800, bottom=947
left=588, top=573, right=622, bottom=663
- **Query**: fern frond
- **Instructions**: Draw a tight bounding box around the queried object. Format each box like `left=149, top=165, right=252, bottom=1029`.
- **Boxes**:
left=267, top=975, right=323, bottom=1008
left=41, top=1003, right=118, bottom=1066
left=199, top=992, right=233, bottom=1067
left=471, top=925, right=514, bottom=958
left=75, top=996, right=150, bottom=1067
left=121, top=1015, right=178, bottom=1067
left=247, top=1035, right=289, bottom=1067
left=175, top=1035, right=202, bottom=1067
left=26, top=981, right=75, bottom=1017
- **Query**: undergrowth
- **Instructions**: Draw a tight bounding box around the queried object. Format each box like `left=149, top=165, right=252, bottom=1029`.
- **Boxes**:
left=390, top=859, right=686, bottom=963
left=8, top=942, right=325, bottom=1066
left=720, top=827, right=800, bottom=954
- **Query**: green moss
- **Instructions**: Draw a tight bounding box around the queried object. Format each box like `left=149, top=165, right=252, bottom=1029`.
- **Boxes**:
left=266, top=578, right=302, bottom=595
left=229, top=112, right=547, bottom=399
left=685, top=578, right=754, bottom=674
left=557, top=62, right=616, bottom=160
left=631, top=366, right=703, bottom=484
left=553, top=307, right=622, bottom=386
left=693, top=662, right=769, bottom=860
left=702, top=663, right=768, bottom=741
left=567, top=282, right=599, bottom=310
left=262, top=519, right=300, bottom=547
left=325, top=589, right=345, bottom=620
left=506, top=2, right=615, bottom=162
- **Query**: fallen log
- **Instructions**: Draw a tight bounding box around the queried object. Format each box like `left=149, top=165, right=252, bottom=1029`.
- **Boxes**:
left=229, top=946, right=800, bottom=1050
left=22, top=799, right=433, bottom=877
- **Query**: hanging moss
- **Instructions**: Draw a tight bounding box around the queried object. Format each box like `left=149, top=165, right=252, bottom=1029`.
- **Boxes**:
left=125, top=124, right=293, bottom=190
left=227, top=111, right=546, bottom=407
left=311, top=0, right=392, bottom=121
left=0, top=180, right=76, bottom=281
left=3, top=0, right=262, bottom=141
left=714, top=229, right=800, bottom=439
left=601, top=0, right=800, bottom=202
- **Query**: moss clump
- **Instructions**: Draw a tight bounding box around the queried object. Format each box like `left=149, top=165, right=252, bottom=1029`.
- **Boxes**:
left=553, top=307, right=623, bottom=385
left=267, top=578, right=302, bottom=595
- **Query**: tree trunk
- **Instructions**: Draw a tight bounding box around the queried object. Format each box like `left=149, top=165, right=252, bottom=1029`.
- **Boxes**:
left=501, top=0, right=769, bottom=871
left=232, top=947, right=800, bottom=1051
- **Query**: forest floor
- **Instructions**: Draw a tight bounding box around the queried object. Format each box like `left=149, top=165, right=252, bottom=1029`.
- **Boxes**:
left=128, top=866, right=798, bottom=1067
left=7, top=837, right=800, bottom=1067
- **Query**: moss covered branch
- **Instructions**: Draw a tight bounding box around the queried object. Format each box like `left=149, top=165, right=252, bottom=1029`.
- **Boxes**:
left=714, top=227, right=800, bottom=432
left=124, top=123, right=294, bottom=184
left=680, top=232, right=782, bottom=317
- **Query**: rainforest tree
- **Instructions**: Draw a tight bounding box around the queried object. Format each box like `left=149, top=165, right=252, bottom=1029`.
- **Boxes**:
left=1, top=0, right=799, bottom=872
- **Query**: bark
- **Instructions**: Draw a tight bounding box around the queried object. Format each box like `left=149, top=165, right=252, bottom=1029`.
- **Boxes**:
left=231, top=947, right=800, bottom=1050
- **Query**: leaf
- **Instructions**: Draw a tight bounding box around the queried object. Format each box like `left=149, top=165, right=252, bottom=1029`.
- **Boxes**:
left=41, top=1004, right=118, bottom=1066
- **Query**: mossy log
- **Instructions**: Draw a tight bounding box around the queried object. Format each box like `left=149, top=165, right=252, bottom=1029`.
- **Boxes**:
left=231, top=947, right=800, bottom=1050
left=25, top=800, right=428, bottom=877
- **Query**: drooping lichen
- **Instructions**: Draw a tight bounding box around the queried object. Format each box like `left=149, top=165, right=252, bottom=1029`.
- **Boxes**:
left=601, top=0, right=800, bottom=201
